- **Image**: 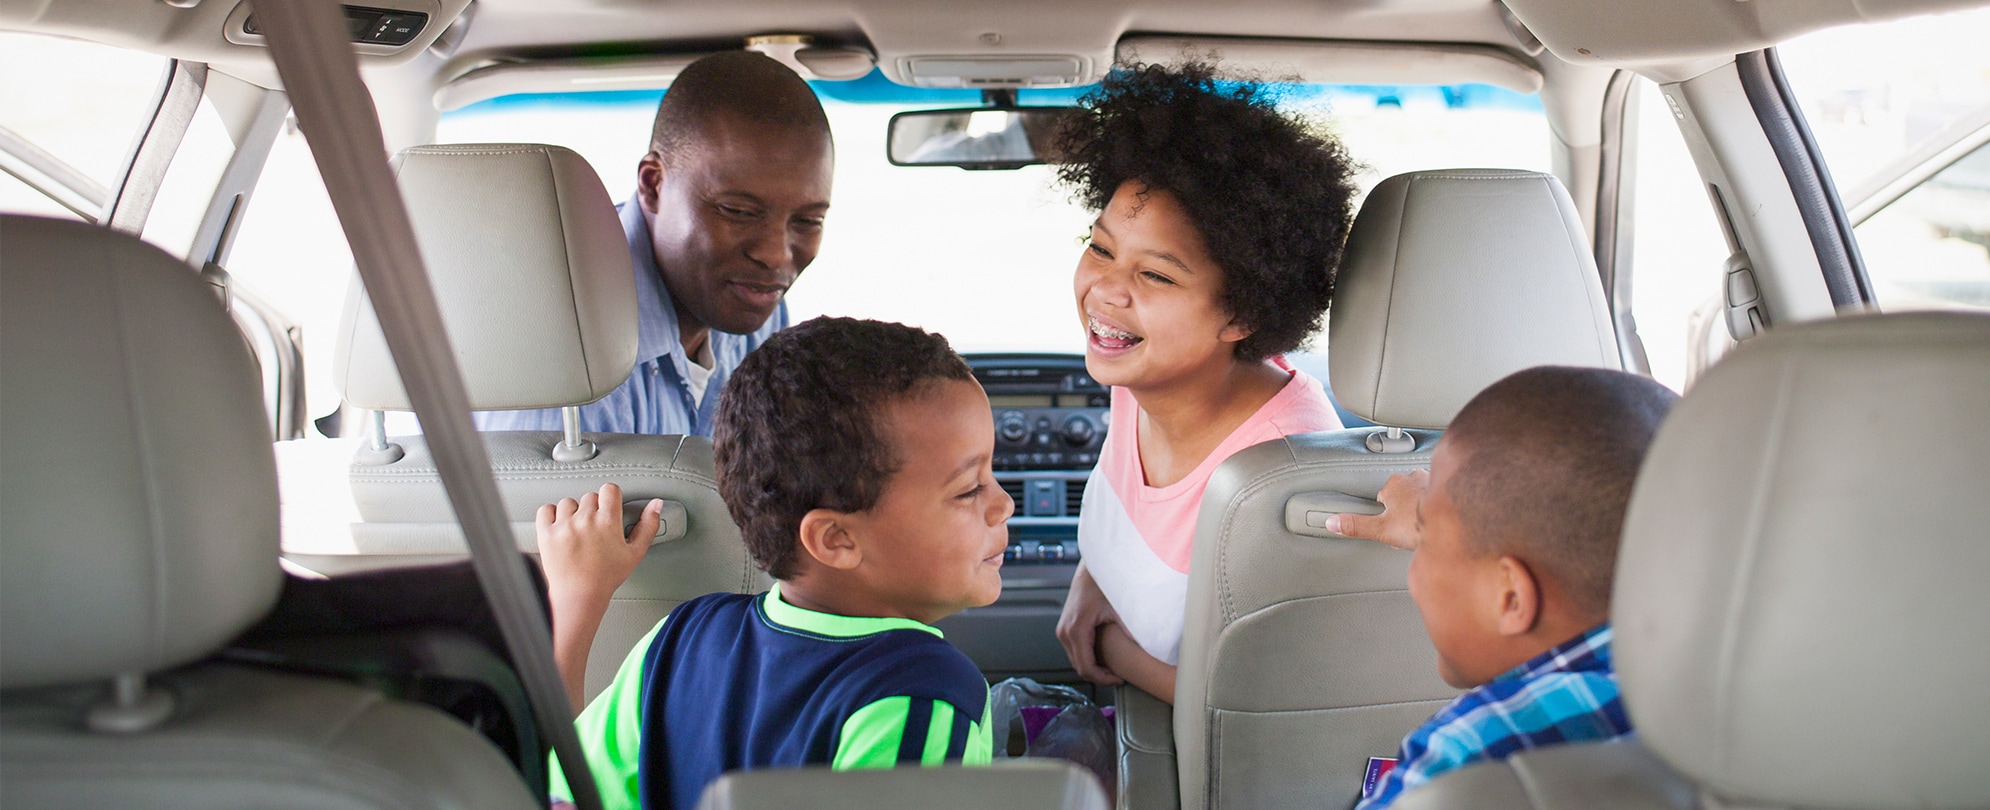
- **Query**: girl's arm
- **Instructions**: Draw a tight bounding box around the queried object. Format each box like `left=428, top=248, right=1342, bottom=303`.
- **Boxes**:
left=1097, top=622, right=1177, bottom=705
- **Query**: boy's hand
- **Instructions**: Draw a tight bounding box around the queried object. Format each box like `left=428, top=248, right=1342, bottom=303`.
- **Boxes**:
left=539, top=483, right=661, bottom=711
left=538, top=483, right=662, bottom=608
left=1057, top=562, right=1125, bottom=685
left=1325, top=470, right=1428, bottom=551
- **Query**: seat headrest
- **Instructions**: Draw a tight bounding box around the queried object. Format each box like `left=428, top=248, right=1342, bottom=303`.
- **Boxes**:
left=1615, top=311, right=1990, bottom=809
left=335, top=143, right=638, bottom=412
left=1328, top=170, right=1620, bottom=429
left=0, top=216, right=282, bottom=689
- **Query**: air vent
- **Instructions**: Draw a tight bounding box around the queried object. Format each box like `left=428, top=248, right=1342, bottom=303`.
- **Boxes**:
left=1065, top=479, right=1086, bottom=515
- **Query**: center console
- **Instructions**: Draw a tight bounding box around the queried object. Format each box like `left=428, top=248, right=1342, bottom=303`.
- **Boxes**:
left=933, top=354, right=1107, bottom=681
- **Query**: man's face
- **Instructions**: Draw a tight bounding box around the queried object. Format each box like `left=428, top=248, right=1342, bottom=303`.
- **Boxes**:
left=1407, top=438, right=1509, bottom=689
left=840, top=378, right=1013, bottom=624
left=638, top=112, right=834, bottom=336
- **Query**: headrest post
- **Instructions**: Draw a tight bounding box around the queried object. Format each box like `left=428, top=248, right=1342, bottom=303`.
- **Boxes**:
left=85, top=672, right=175, bottom=734
left=1365, top=425, right=1416, bottom=455
left=552, top=405, right=599, bottom=463
left=353, top=409, right=406, bottom=465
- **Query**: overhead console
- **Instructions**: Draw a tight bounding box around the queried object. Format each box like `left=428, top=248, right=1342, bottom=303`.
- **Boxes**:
left=222, top=0, right=467, bottom=61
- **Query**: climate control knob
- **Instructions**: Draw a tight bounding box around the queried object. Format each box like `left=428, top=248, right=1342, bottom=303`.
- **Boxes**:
left=997, top=411, right=1029, bottom=444
left=1061, top=415, right=1097, bottom=446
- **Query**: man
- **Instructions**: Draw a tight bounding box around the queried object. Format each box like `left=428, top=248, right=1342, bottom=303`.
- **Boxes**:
left=478, top=51, right=834, bottom=436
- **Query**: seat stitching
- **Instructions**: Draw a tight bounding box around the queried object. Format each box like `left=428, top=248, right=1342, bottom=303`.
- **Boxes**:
left=107, top=247, right=172, bottom=664
left=1205, top=697, right=1451, bottom=716
left=547, top=148, right=595, bottom=398
left=1709, top=353, right=1798, bottom=765
left=1370, top=177, right=1411, bottom=421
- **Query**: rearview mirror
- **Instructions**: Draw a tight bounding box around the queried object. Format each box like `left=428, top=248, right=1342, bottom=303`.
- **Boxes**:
left=886, top=107, right=1074, bottom=169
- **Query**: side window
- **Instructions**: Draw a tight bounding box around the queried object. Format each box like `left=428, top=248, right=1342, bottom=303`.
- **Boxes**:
left=1626, top=78, right=1732, bottom=391
left=1850, top=141, right=1990, bottom=312
left=0, top=31, right=169, bottom=222
left=1778, top=7, right=1990, bottom=313
left=227, top=120, right=358, bottom=435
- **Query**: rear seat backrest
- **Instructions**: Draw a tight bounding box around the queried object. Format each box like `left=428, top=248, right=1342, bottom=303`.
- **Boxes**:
left=0, top=215, right=536, bottom=809
left=1169, top=170, right=1623, bottom=809
left=1393, top=310, right=1990, bottom=810
left=333, top=144, right=765, bottom=700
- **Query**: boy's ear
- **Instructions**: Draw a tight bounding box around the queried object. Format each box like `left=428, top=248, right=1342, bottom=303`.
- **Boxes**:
left=1493, top=555, right=1542, bottom=637
left=797, top=508, right=863, bottom=572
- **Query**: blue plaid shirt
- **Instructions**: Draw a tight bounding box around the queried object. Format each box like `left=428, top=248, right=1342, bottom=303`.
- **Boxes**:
left=1357, top=623, right=1630, bottom=809
left=473, top=192, right=786, bottom=437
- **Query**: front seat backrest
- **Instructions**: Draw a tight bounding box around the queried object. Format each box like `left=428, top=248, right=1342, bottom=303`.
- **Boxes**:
left=330, top=144, right=764, bottom=700
left=1170, top=170, right=1622, bottom=810
left=0, top=214, right=535, bottom=809
left=1393, top=310, right=1990, bottom=810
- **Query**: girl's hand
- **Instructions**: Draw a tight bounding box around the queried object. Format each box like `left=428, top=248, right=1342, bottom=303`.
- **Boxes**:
left=1056, top=561, right=1125, bottom=685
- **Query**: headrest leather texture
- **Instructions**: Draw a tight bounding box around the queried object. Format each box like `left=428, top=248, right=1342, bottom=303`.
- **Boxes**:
left=336, top=143, right=637, bottom=411
left=0, top=215, right=282, bottom=689
left=1615, top=311, right=1990, bottom=809
left=1328, top=169, right=1620, bottom=428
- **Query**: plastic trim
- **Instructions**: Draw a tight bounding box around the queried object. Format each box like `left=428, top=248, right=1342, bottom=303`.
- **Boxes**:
left=1734, top=49, right=1873, bottom=309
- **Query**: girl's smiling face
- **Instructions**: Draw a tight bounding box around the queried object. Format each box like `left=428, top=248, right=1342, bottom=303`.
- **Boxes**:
left=1074, top=180, right=1252, bottom=391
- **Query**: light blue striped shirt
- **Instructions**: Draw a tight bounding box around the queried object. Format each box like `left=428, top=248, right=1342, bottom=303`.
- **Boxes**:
left=473, top=192, right=786, bottom=437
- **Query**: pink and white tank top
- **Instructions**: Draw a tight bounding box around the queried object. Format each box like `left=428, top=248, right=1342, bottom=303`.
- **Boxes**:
left=1077, top=364, right=1342, bottom=665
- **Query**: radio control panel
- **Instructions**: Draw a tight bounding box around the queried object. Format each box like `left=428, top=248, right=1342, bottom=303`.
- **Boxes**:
left=969, top=354, right=1105, bottom=566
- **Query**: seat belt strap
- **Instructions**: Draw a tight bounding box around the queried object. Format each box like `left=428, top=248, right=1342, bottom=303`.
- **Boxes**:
left=249, top=3, right=605, bottom=808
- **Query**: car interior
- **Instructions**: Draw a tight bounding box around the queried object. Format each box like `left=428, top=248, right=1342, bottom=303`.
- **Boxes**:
left=2, top=0, right=1987, bottom=808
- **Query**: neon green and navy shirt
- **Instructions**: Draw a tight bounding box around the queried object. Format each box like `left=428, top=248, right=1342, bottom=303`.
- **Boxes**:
left=550, top=583, right=993, bottom=810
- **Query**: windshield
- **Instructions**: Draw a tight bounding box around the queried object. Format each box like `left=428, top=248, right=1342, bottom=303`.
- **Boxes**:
left=435, top=72, right=1550, bottom=354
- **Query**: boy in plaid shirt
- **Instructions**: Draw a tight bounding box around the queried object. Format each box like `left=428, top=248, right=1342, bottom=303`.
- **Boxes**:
left=1327, top=367, right=1678, bottom=808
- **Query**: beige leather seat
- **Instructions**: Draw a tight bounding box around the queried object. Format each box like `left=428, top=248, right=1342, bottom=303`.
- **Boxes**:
left=1394, top=310, right=1990, bottom=810
left=0, top=214, right=537, bottom=809
left=694, top=761, right=1111, bottom=810
left=1143, top=170, right=1624, bottom=810
left=328, top=143, right=764, bottom=699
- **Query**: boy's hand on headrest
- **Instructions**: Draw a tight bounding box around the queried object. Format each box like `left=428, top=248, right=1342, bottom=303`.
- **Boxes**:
left=537, top=483, right=662, bottom=611
left=1325, top=470, right=1428, bottom=551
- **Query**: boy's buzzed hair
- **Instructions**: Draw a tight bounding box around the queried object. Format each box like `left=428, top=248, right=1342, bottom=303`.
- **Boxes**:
left=1444, top=366, right=1680, bottom=617
left=713, top=317, right=974, bottom=579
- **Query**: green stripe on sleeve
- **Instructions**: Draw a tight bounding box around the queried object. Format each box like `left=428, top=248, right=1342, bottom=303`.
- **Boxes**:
left=548, top=617, right=666, bottom=810
left=832, top=696, right=911, bottom=770
left=964, top=697, right=994, bottom=765
left=919, top=701, right=957, bottom=765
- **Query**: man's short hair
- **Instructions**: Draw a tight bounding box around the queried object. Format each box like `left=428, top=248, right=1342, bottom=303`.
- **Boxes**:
left=1444, top=366, right=1680, bottom=616
left=713, top=317, right=975, bottom=579
left=650, top=51, right=832, bottom=161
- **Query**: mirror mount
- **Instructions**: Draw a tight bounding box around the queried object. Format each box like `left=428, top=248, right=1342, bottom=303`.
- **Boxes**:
left=981, top=88, right=1020, bottom=109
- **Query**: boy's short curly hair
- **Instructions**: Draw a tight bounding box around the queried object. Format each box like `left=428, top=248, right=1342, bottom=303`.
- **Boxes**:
left=1054, top=62, right=1360, bottom=360
left=712, top=317, right=975, bottom=580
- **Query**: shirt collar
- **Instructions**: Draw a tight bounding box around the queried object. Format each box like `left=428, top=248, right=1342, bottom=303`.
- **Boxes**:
left=622, top=192, right=683, bottom=365
left=1492, top=621, right=1613, bottom=685
left=759, top=581, right=945, bottom=639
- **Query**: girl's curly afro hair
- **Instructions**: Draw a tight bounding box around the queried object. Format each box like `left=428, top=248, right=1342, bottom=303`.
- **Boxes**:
left=1055, top=62, right=1359, bottom=360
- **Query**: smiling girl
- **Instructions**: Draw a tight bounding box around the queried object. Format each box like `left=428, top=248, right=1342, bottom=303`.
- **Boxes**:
left=1053, top=63, right=1359, bottom=704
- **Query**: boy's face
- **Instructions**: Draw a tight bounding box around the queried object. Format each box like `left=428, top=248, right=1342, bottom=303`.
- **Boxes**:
left=1407, top=437, right=1513, bottom=689
left=840, top=378, right=1013, bottom=624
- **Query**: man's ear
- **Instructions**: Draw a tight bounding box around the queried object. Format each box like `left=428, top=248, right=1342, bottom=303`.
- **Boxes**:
left=636, top=151, right=666, bottom=214
left=797, top=508, right=862, bottom=572
left=1493, top=555, right=1542, bottom=637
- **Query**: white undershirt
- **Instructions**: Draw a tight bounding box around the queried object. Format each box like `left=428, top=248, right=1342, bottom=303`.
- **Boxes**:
left=684, top=338, right=716, bottom=407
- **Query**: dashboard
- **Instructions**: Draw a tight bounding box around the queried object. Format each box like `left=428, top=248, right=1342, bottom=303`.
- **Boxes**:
left=933, top=353, right=1106, bottom=681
